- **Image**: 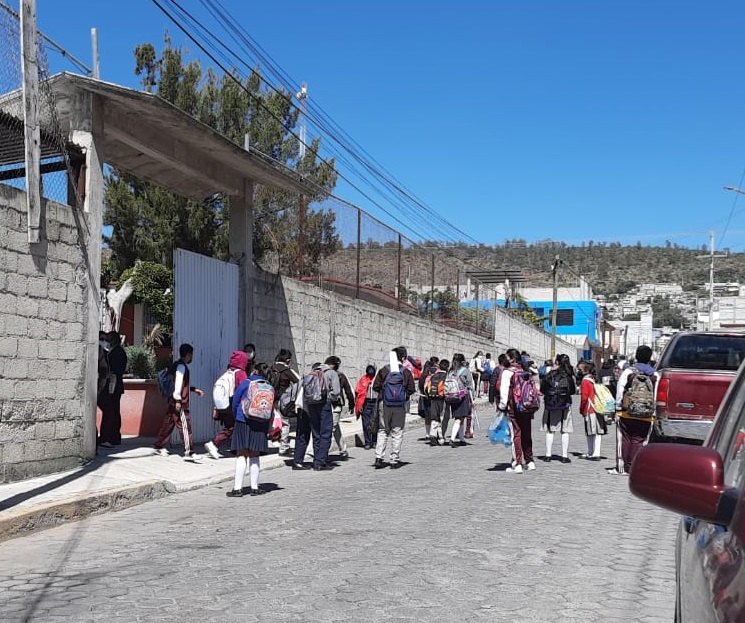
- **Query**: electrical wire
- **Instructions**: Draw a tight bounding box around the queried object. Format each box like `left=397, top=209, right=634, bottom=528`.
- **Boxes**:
left=149, top=0, right=478, bottom=244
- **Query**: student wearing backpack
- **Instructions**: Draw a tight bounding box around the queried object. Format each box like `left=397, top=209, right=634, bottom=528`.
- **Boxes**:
left=226, top=362, right=273, bottom=496
left=355, top=365, right=378, bottom=449
left=446, top=354, right=475, bottom=447
left=268, top=349, right=301, bottom=457
left=578, top=360, right=607, bottom=462
left=499, top=348, right=539, bottom=473
left=612, top=345, right=657, bottom=475
left=427, top=358, right=449, bottom=445
left=539, top=354, right=576, bottom=463
left=325, top=356, right=354, bottom=461
left=481, top=353, right=495, bottom=398
left=470, top=351, right=484, bottom=398
left=205, top=350, right=249, bottom=460
left=305, top=358, right=341, bottom=471
left=153, top=343, right=205, bottom=461
left=418, top=357, right=440, bottom=443
left=372, top=346, right=416, bottom=469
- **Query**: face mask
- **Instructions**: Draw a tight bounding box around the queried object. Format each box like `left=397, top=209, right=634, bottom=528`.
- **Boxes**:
left=246, top=350, right=255, bottom=360
left=99, top=340, right=110, bottom=350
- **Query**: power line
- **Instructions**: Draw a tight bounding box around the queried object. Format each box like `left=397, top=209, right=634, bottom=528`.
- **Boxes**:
left=149, top=0, right=478, bottom=245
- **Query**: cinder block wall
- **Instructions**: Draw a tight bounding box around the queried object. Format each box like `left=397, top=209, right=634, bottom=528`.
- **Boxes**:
left=251, top=272, right=573, bottom=376
left=0, top=185, right=91, bottom=482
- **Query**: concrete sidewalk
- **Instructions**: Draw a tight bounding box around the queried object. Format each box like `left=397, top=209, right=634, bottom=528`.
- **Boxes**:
left=0, top=412, right=424, bottom=542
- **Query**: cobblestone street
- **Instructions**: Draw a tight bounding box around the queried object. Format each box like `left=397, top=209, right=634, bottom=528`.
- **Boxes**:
left=0, top=400, right=677, bottom=623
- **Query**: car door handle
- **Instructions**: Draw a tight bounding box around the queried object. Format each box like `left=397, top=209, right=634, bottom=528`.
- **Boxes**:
left=683, top=516, right=697, bottom=534
left=676, top=403, right=695, bottom=409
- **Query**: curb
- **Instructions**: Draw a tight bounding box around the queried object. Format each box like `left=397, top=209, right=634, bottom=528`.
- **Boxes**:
left=0, top=415, right=425, bottom=542
left=0, top=480, right=170, bottom=543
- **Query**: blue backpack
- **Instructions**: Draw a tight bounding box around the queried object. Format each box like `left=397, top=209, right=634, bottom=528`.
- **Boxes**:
left=382, top=368, right=406, bottom=407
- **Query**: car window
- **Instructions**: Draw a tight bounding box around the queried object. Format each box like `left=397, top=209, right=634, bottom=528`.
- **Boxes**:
left=713, top=370, right=745, bottom=487
left=662, top=335, right=745, bottom=371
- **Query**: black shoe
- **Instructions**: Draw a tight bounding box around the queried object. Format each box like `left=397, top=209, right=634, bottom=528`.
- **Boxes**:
left=458, top=440, right=469, bottom=446
left=429, top=438, right=439, bottom=446
left=292, top=463, right=310, bottom=470
left=588, top=456, right=601, bottom=462
left=543, top=456, right=551, bottom=462
left=363, top=444, right=372, bottom=450
left=313, top=463, right=335, bottom=471
left=337, top=451, right=349, bottom=461
left=374, top=458, right=386, bottom=469
left=561, top=457, right=571, bottom=464
left=226, top=489, right=243, bottom=498
left=450, top=440, right=458, bottom=448
left=390, top=462, right=403, bottom=469
left=248, top=487, right=266, bottom=496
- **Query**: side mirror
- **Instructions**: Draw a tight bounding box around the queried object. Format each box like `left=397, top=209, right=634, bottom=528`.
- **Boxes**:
left=629, top=444, right=730, bottom=525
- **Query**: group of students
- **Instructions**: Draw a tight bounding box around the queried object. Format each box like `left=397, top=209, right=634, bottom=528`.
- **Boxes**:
left=487, top=345, right=657, bottom=476
left=145, top=339, right=657, bottom=498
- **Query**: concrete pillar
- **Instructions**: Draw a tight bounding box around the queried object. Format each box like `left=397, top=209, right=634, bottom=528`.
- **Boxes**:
left=229, top=178, right=254, bottom=344
left=69, top=91, right=104, bottom=460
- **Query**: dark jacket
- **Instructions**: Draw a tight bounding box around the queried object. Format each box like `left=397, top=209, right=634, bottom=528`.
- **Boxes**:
left=269, top=361, right=300, bottom=398
left=107, top=344, right=128, bottom=396
left=337, top=372, right=355, bottom=408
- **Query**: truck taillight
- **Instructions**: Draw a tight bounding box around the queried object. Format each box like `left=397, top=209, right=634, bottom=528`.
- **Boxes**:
left=656, top=378, right=669, bottom=407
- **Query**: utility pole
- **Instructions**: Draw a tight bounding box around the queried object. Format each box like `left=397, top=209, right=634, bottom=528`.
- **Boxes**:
left=697, top=231, right=727, bottom=331
left=550, top=255, right=561, bottom=358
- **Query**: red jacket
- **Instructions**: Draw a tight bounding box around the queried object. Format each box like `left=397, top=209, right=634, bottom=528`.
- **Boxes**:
left=579, top=375, right=596, bottom=416
left=355, top=374, right=375, bottom=416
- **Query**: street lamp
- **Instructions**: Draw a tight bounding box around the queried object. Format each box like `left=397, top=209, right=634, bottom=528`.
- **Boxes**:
left=724, top=186, right=745, bottom=195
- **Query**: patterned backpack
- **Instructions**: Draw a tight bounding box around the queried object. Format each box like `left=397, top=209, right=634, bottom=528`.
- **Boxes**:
left=511, top=370, right=540, bottom=413
left=241, top=379, right=275, bottom=421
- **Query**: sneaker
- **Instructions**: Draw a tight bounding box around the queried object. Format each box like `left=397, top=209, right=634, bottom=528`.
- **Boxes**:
left=338, top=451, right=349, bottom=461
left=204, top=441, right=220, bottom=460
left=506, top=464, right=523, bottom=474
left=153, top=447, right=169, bottom=457
left=291, top=463, right=310, bottom=471
left=184, top=453, right=203, bottom=462
left=363, top=444, right=372, bottom=450
left=526, top=461, right=536, bottom=471
left=278, top=448, right=292, bottom=456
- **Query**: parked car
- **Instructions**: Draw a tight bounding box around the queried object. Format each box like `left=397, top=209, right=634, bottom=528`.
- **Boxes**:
left=652, top=331, right=745, bottom=443
left=629, top=361, right=745, bottom=622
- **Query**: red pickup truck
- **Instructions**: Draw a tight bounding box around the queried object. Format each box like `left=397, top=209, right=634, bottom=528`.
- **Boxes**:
left=652, top=331, right=745, bottom=443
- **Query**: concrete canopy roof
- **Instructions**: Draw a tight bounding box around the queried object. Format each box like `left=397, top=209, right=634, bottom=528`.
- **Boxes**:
left=0, top=72, right=313, bottom=199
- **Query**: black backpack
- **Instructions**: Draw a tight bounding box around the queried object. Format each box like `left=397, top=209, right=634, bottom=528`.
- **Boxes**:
left=543, top=370, right=571, bottom=410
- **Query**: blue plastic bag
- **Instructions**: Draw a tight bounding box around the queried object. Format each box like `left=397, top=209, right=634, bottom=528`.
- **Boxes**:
left=488, top=413, right=512, bottom=446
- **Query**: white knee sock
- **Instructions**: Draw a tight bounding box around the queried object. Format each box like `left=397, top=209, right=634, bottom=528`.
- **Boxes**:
left=561, top=433, right=570, bottom=457
left=593, top=435, right=602, bottom=457
left=545, top=432, right=554, bottom=457
left=249, top=457, right=260, bottom=489
left=451, top=420, right=461, bottom=442
left=234, top=456, right=247, bottom=491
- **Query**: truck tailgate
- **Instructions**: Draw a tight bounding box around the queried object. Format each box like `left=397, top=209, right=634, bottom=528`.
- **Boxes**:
left=659, top=370, right=736, bottom=421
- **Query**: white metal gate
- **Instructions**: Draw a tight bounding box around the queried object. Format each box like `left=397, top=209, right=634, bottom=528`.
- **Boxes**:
left=172, top=249, right=239, bottom=444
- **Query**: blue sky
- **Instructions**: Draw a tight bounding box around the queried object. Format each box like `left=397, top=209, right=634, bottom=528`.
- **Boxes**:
left=29, top=0, right=745, bottom=251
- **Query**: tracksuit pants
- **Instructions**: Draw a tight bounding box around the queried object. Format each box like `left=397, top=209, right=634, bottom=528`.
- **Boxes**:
left=154, top=406, right=194, bottom=455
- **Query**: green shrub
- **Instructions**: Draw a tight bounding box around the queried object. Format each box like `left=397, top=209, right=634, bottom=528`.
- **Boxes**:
left=125, top=345, right=157, bottom=379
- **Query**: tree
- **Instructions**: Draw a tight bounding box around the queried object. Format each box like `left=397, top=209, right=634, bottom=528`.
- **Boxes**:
left=104, top=35, right=338, bottom=278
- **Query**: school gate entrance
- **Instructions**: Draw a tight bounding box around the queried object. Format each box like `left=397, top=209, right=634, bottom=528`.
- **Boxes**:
left=171, top=248, right=240, bottom=444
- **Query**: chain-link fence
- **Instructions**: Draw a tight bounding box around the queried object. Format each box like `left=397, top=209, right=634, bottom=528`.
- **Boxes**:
left=0, top=3, right=81, bottom=210
left=275, top=192, right=530, bottom=342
